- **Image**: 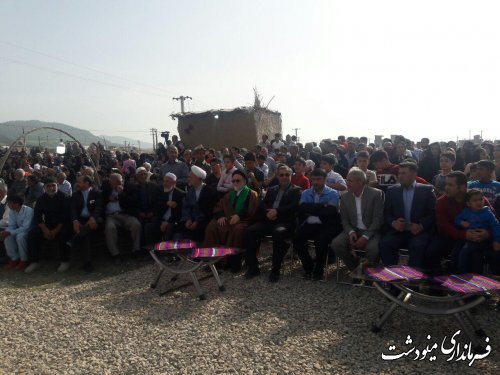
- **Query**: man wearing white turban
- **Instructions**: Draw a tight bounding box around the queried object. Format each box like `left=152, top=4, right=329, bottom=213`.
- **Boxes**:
left=179, top=166, right=218, bottom=242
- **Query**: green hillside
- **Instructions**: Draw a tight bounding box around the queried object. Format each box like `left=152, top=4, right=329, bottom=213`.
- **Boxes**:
left=0, top=120, right=103, bottom=148
left=0, top=120, right=152, bottom=150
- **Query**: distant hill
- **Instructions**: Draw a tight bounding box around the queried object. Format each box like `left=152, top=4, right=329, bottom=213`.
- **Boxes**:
left=98, top=135, right=152, bottom=150
left=0, top=120, right=151, bottom=149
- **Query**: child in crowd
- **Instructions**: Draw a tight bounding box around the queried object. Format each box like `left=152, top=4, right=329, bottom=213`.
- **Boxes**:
left=454, top=189, right=500, bottom=274
left=432, top=151, right=455, bottom=197
left=319, top=155, right=347, bottom=191
left=291, top=158, right=310, bottom=191
left=354, top=151, right=377, bottom=184
left=467, top=160, right=500, bottom=203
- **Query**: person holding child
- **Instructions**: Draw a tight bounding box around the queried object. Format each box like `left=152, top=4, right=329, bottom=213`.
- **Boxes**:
left=453, top=189, right=500, bottom=273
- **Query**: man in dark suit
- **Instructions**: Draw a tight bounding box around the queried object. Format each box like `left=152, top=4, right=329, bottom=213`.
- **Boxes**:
left=331, top=168, right=384, bottom=271
left=101, top=173, right=142, bottom=263
left=70, top=175, right=103, bottom=272
left=25, top=177, right=71, bottom=273
left=180, top=166, right=218, bottom=242
left=379, top=162, right=436, bottom=267
left=243, top=165, right=301, bottom=282
left=134, top=166, right=160, bottom=229
left=145, top=173, right=185, bottom=245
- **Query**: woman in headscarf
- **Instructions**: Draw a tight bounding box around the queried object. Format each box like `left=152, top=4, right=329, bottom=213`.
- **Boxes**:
left=203, top=170, right=261, bottom=272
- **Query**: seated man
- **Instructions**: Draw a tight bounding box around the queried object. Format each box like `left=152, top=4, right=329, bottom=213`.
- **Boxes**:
left=244, top=165, right=301, bottom=281
left=1, top=195, right=34, bottom=271
left=56, top=172, right=72, bottom=197
left=70, top=175, right=103, bottom=272
left=430, top=171, right=494, bottom=274
left=205, top=158, right=222, bottom=190
left=180, top=166, right=218, bottom=242
left=331, top=168, right=384, bottom=272
left=0, top=181, right=11, bottom=264
left=379, top=162, right=436, bottom=267
left=145, top=173, right=185, bottom=246
left=102, top=173, right=142, bottom=263
left=25, top=177, right=71, bottom=273
left=293, top=168, right=342, bottom=280
left=135, top=167, right=159, bottom=227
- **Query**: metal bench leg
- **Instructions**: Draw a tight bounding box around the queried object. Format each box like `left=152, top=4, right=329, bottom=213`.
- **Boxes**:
left=453, top=312, right=486, bottom=353
left=150, top=268, right=165, bottom=289
left=457, top=299, right=487, bottom=338
left=335, top=256, right=341, bottom=283
left=287, top=245, right=295, bottom=276
left=323, top=251, right=329, bottom=281
left=189, top=271, right=206, bottom=300
left=209, top=263, right=226, bottom=292
left=371, top=291, right=406, bottom=333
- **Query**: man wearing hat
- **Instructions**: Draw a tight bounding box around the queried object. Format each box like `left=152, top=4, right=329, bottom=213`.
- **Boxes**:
left=180, top=165, right=218, bottom=242
left=145, top=173, right=185, bottom=245
left=25, top=177, right=71, bottom=273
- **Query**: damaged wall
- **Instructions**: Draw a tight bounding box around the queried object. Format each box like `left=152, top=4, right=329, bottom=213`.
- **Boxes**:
left=175, top=107, right=282, bottom=150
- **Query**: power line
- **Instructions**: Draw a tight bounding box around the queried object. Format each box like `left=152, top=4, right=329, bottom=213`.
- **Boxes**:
left=0, top=39, right=177, bottom=96
left=0, top=55, right=170, bottom=98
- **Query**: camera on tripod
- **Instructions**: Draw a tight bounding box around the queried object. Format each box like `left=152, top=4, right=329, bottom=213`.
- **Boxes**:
left=160, top=131, right=170, bottom=142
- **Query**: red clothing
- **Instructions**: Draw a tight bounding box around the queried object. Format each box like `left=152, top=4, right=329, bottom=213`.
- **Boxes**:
left=436, top=195, right=493, bottom=241
left=376, top=164, right=399, bottom=188
left=416, top=176, right=430, bottom=185
left=291, top=173, right=310, bottom=190
left=436, top=195, right=467, bottom=241
left=376, top=163, right=430, bottom=186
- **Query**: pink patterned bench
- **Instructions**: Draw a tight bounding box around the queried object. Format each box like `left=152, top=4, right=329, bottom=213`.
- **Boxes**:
left=149, top=241, right=243, bottom=300
left=364, top=266, right=497, bottom=353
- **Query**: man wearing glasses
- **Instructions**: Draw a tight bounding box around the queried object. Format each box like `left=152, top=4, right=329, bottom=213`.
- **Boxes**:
left=243, top=165, right=301, bottom=281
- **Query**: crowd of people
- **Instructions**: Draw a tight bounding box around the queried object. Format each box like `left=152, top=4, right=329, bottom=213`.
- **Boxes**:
left=0, top=133, right=499, bottom=283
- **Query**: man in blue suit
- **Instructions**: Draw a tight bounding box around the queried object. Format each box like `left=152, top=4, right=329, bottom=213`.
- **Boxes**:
left=379, top=162, right=436, bottom=267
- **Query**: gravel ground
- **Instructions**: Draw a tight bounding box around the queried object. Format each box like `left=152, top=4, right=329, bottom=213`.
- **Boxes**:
left=0, top=246, right=499, bottom=375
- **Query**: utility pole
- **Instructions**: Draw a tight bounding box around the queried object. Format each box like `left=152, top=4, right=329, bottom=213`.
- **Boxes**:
left=292, top=128, right=300, bottom=142
left=173, top=96, right=192, bottom=114
left=138, top=140, right=141, bottom=153
left=150, top=128, right=158, bottom=151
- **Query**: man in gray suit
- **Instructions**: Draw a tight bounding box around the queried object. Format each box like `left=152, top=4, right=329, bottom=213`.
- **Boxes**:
left=331, top=167, right=384, bottom=270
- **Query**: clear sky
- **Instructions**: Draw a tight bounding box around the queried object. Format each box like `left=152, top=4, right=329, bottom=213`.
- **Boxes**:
left=1, top=0, right=499, bottom=145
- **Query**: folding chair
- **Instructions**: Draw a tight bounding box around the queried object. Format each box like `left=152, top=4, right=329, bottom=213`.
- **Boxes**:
left=366, top=265, right=499, bottom=353
left=149, top=240, right=243, bottom=300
